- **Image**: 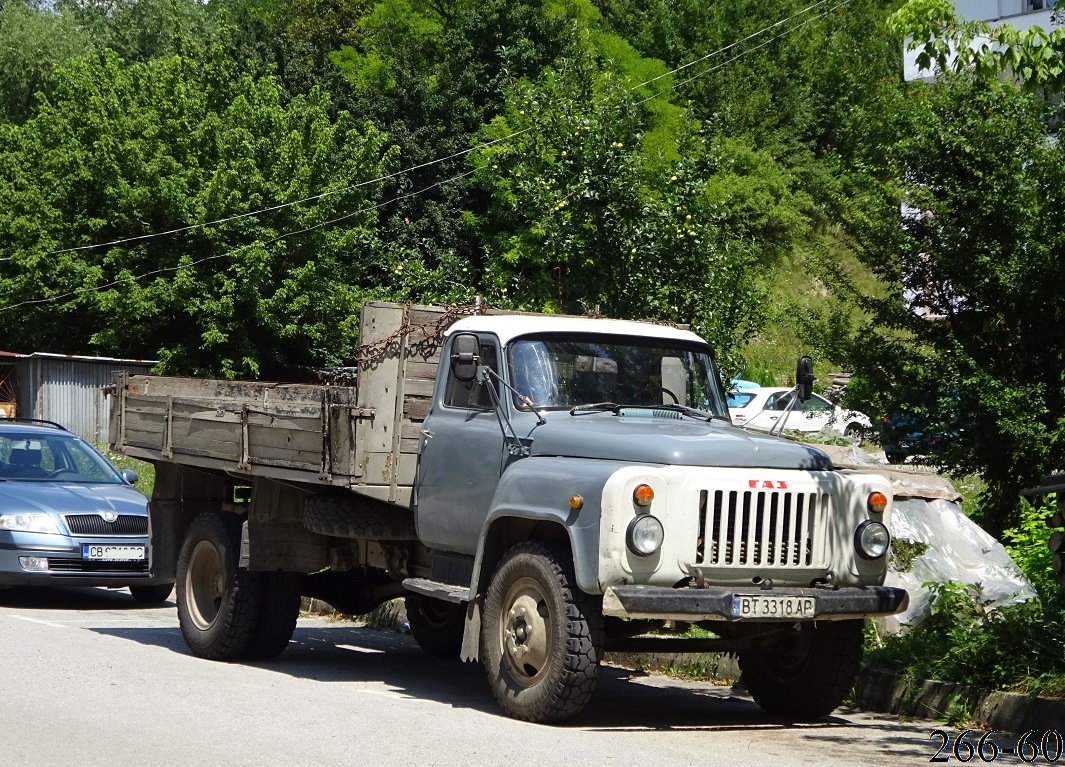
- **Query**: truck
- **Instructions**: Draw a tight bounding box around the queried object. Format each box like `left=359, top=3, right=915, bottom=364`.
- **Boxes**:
left=108, top=301, right=907, bottom=723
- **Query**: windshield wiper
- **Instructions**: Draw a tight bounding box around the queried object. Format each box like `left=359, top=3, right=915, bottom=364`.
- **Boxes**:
left=569, top=402, right=622, bottom=415
left=647, top=403, right=719, bottom=421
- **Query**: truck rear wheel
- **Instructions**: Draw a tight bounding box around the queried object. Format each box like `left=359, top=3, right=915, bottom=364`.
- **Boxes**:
left=176, top=511, right=265, bottom=661
left=481, top=541, right=603, bottom=723
left=406, top=593, right=465, bottom=659
left=243, top=572, right=303, bottom=661
left=738, top=619, right=864, bottom=720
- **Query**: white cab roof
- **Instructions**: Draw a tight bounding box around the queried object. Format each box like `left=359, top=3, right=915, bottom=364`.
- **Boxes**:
left=445, top=313, right=709, bottom=347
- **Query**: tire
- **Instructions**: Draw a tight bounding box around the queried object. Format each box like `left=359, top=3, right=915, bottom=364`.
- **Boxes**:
left=843, top=423, right=864, bottom=446
left=738, top=619, right=864, bottom=720
left=128, top=583, right=174, bottom=604
left=243, top=572, right=303, bottom=661
left=176, top=511, right=266, bottom=661
left=406, top=593, right=466, bottom=659
left=886, top=451, right=906, bottom=465
left=481, top=541, right=603, bottom=723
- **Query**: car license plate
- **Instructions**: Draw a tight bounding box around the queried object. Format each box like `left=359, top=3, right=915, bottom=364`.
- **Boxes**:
left=731, top=594, right=816, bottom=619
left=82, top=544, right=146, bottom=561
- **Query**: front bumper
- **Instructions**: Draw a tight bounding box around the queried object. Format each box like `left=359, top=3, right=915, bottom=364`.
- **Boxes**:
left=0, top=537, right=153, bottom=588
left=602, top=584, right=908, bottom=622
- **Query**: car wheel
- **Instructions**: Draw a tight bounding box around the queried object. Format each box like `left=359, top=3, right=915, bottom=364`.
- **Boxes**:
left=129, top=583, right=174, bottom=604
left=843, top=423, right=864, bottom=446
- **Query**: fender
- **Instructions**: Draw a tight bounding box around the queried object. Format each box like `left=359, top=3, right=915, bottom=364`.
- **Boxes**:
left=466, top=456, right=661, bottom=599
left=459, top=456, right=644, bottom=662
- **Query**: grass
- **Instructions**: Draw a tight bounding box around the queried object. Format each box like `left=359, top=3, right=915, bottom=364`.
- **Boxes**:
left=97, top=444, right=156, bottom=497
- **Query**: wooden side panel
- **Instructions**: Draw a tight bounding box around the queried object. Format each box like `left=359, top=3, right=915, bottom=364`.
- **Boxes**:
left=116, top=376, right=363, bottom=482
left=109, top=301, right=486, bottom=498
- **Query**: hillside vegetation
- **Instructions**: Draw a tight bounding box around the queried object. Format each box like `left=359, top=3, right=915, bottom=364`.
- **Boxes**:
left=3, top=0, right=1065, bottom=533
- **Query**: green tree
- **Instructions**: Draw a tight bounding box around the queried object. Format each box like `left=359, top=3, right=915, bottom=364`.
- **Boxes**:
left=0, top=1, right=92, bottom=122
left=470, top=44, right=809, bottom=371
left=0, top=48, right=393, bottom=377
left=840, top=77, right=1065, bottom=535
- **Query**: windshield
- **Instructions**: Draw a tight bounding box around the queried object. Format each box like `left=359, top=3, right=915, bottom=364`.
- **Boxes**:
left=507, top=334, right=728, bottom=416
left=0, top=431, right=124, bottom=483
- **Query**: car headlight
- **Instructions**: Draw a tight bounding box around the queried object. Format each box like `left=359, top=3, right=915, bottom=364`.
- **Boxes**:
left=855, top=520, right=890, bottom=560
left=626, top=514, right=664, bottom=557
left=0, top=513, right=63, bottom=535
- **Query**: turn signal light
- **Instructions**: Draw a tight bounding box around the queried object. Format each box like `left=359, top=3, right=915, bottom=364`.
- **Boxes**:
left=633, top=484, right=655, bottom=508
left=867, top=491, right=888, bottom=514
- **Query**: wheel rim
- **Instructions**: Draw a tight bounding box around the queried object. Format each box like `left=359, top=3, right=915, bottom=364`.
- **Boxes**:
left=185, top=539, right=225, bottom=631
left=498, top=576, right=553, bottom=687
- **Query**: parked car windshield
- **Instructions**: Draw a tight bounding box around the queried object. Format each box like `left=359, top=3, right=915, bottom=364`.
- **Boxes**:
left=507, top=334, right=728, bottom=416
left=0, top=431, right=124, bottom=483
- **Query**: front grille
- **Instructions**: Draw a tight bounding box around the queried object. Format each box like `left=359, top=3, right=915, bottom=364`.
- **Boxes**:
left=47, top=558, right=150, bottom=574
left=64, top=514, right=148, bottom=536
left=695, top=488, right=829, bottom=568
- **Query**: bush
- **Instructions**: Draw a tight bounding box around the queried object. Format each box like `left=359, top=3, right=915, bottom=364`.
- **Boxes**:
left=865, top=497, right=1065, bottom=697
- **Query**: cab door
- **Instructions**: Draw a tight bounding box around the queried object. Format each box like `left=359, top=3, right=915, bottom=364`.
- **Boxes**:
left=414, top=334, right=508, bottom=554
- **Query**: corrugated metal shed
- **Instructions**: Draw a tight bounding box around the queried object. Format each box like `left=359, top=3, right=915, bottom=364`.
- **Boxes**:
left=3, top=353, right=155, bottom=443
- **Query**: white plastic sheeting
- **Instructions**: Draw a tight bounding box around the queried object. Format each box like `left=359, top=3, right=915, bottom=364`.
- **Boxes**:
left=882, top=497, right=1038, bottom=632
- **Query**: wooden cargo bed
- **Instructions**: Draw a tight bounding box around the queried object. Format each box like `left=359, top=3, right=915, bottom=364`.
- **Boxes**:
left=109, top=302, right=477, bottom=506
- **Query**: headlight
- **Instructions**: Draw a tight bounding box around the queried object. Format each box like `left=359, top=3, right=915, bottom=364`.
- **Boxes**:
left=626, top=514, right=664, bottom=556
left=855, top=520, right=890, bottom=560
left=0, top=513, right=63, bottom=535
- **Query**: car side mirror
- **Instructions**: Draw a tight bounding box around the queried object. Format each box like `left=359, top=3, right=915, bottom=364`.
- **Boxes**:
left=451, top=333, right=481, bottom=382
left=119, top=468, right=139, bottom=485
left=795, top=355, right=815, bottom=402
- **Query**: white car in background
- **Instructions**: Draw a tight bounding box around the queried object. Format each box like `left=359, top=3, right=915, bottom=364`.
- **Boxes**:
left=727, top=386, right=871, bottom=443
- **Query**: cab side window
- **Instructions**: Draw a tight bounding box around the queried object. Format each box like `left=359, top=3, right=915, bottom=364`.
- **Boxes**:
left=443, top=340, right=500, bottom=409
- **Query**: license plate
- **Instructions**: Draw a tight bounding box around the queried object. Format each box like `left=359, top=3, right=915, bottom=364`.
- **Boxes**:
left=731, top=594, right=816, bottom=619
left=82, top=544, right=146, bottom=561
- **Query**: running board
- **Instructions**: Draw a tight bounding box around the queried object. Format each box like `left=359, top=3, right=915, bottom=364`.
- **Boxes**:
left=402, top=577, right=468, bottom=604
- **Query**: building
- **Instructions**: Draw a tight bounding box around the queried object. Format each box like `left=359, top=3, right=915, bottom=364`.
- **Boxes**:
left=905, top=1, right=1059, bottom=81
left=0, top=352, right=155, bottom=443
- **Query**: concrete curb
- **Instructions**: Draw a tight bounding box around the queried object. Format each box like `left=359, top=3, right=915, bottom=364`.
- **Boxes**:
left=855, top=668, right=1065, bottom=731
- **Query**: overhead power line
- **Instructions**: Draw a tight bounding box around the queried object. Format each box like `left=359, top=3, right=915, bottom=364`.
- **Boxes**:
left=43, top=0, right=843, bottom=258
left=4, top=0, right=850, bottom=313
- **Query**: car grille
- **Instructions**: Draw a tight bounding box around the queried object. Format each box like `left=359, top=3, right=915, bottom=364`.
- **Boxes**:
left=46, top=558, right=150, bottom=574
left=64, top=514, right=148, bottom=536
left=695, top=488, right=829, bottom=568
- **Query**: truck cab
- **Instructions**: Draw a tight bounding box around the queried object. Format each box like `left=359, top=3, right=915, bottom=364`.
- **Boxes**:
left=409, top=315, right=904, bottom=721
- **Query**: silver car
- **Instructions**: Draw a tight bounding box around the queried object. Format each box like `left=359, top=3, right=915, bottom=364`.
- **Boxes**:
left=0, top=419, right=173, bottom=603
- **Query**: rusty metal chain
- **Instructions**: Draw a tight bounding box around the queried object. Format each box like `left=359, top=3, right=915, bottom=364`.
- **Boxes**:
left=314, top=301, right=490, bottom=386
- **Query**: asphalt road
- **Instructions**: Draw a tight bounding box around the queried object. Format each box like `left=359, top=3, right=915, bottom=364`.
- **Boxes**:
left=0, top=586, right=941, bottom=767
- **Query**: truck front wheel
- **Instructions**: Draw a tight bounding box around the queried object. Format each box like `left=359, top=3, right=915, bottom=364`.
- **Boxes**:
left=738, top=619, right=864, bottom=720
left=481, top=541, right=603, bottom=722
left=176, top=511, right=265, bottom=660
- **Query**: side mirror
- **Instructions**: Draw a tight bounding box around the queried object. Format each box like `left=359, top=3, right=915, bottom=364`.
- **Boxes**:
left=119, top=468, right=139, bottom=485
left=795, top=355, right=815, bottom=402
left=450, top=333, right=481, bottom=382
